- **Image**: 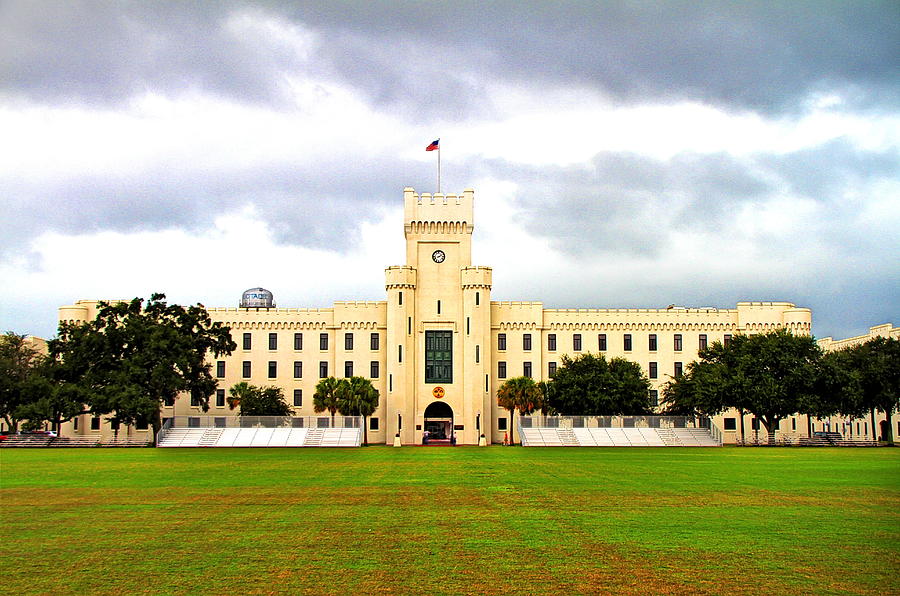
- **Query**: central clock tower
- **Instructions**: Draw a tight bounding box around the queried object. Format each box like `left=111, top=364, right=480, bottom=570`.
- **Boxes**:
left=384, top=187, right=492, bottom=445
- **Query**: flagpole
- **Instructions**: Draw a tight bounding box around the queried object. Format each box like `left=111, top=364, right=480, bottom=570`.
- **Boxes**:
left=437, top=145, right=441, bottom=194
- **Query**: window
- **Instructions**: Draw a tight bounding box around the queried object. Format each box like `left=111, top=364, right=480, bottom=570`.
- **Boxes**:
left=344, top=361, right=353, bottom=377
left=425, top=330, right=452, bottom=383
left=548, top=334, right=557, bottom=351
left=523, top=334, right=532, bottom=351
left=674, top=362, right=683, bottom=378
left=724, top=418, right=737, bottom=430
left=698, top=334, right=707, bottom=351
left=523, top=362, right=532, bottom=378
left=242, top=332, right=251, bottom=350
left=623, top=334, right=632, bottom=351
left=191, top=394, right=200, bottom=407
left=294, top=332, right=303, bottom=351
left=724, top=334, right=732, bottom=346
left=293, top=389, right=302, bottom=407
left=466, top=317, right=470, bottom=335
left=792, top=418, right=797, bottom=431
left=649, top=390, right=658, bottom=407
left=498, top=333, right=507, bottom=351
left=389, top=374, right=393, bottom=392
left=319, top=362, right=328, bottom=378
left=370, top=361, right=379, bottom=378
left=498, top=361, right=507, bottom=379
left=398, top=291, right=403, bottom=305
left=649, top=362, right=658, bottom=379
left=370, top=333, right=380, bottom=350
left=242, top=361, right=251, bottom=378
left=475, top=292, right=480, bottom=306
left=320, top=333, right=329, bottom=350
left=573, top=334, right=582, bottom=351
left=549, top=362, right=557, bottom=376
left=345, top=333, right=353, bottom=350
left=398, top=345, right=403, bottom=363
left=293, top=361, right=302, bottom=379
left=751, top=417, right=759, bottom=431
left=216, top=361, right=225, bottom=378
left=216, top=389, right=225, bottom=407
left=268, top=361, right=277, bottom=378
left=73, top=417, right=78, bottom=430
left=649, top=334, right=657, bottom=351
left=437, top=300, right=441, bottom=314
left=136, top=420, right=148, bottom=430
left=269, top=333, right=278, bottom=350
left=598, top=334, right=607, bottom=351
left=91, top=416, right=100, bottom=430
left=498, top=418, right=507, bottom=431
left=674, top=334, right=683, bottom=351
left=408, top=317, right=412, bottom=334
left=370, top=417, right=379, bottom=431
left=476, top=345, right=480, bottom=364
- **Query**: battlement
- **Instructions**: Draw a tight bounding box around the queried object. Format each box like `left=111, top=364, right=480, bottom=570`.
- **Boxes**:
left=404, top=187, right=474, bottom=225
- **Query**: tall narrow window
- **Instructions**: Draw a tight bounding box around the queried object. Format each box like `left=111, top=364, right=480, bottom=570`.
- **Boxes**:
left=724, top=334, right=732, bottom=346
left=91, top=416, right=101, bottom=430
left=648, top=334, right=657, bottom=351
left=649, top=362, right=658, bottom=379
left=674, top=362, right=683, bottom=377
left=344, top=361, right=353, bottom=377
left=389, top=374, right=393, bottom=392
left=476, top=345, right=480, bottom=364
left=598, top=334, right=607, bottom=351
left=319, top=333, right=328, bottom=350
left=319, top=361, right=328, bottom=378
left=498, top=333, right=507, bottom=351
left=293, top=361, right=302, bottom=379
left=370, top=333, right=379, bottom=350
left=523, top=334, right=532, bottom=351
left=498, top=361, right=507, bottom=379
left=398, top=345, right=403, bottom=363
left=466, top=317, right=470, bottom=335
left=548, top=362, right=557, bottom=376
left=242, top=333, right=251, bottom=350
left=242, top=361, right=251, bottom=378
left=698, top=334, right=708, bottom=351
left=345, top=333, right=354, bottom=350
left=674, top=334, right=683, bottom=351
left=191, top=394, right=200, bottom=407
left=268, top=361, right=277, bottom=378
left=573, top=334, right=582, bottom=351
left=268, top=333, right=278, bottom=350
left=370, top=361, right=379, bottom=378
left=425, top=330, right=452, bottom=383
left=294, top=332, right=303, bottom=350
left=408, top=317, right=412, bottom=335
left=437, top=300, right=441, bottom=314
left=293, top=389, right=302, bottom=407
left=475, top=292, right=480, bottom=305
left=548, top=334, right=557, bottom=351
left=398, top=291, right=403, bottom=305
left=649, top=390, right=659, bottom=407
left=216, top=389, right=225, bottom=407
left=216, top=361, right=225, bottom=378
left=623, top=334, right=632, bottom=351
left=523, top=362, right=532, bottom=378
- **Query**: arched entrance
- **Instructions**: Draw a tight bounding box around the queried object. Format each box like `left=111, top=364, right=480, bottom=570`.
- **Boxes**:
left=423, top=401, right=454, bottom=444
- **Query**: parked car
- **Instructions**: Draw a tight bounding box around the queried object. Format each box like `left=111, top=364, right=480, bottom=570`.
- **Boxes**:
left=20, top=429, right=58, bottom=437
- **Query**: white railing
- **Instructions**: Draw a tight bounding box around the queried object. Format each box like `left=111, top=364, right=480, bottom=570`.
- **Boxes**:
left=161, top=415, right=362, bottom=430
left=519, top=415, right=709, bottom=430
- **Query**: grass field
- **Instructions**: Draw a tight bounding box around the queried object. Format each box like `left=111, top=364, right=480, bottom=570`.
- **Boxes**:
left=1, top=446, right=898, bottom=595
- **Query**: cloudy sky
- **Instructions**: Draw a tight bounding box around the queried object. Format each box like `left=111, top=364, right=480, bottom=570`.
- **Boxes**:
left=1, top=0, right=898, bottom=341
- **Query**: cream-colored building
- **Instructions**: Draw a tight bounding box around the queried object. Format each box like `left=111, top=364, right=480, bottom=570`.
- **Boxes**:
left=52, top=188, right=894, bottom=445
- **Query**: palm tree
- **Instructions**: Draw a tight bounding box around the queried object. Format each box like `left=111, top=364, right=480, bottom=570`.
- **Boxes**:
left=313, top=377, right=343, bottom=426
left=497, top=376, right=542, bottom=445
left=336, top=376, right=379, bottom=445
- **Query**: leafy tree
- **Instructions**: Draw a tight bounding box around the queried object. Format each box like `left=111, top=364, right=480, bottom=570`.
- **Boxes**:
left=49, top=294, right=236, bottom=442
left=226, top=382, right=292, bottom=417
left=336, top=376, right=379, bottom=445
left=313, top=376, right=343, bottom=426
left=838, top=337, right=900, bottom=444
left=497, top=376, right=544, bottom=445
left=0, top=333, right=65, bottom=432
left=548, top=353, right=652, bottom=416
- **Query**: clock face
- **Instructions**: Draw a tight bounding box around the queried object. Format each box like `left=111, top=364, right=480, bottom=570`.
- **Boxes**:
left=432, top=250, right=446, bottom=263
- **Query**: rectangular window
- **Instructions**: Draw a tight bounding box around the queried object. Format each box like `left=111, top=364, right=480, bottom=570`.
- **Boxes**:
left=293, top=389, right=302, bottom=407
left=216, top=361, right=225, bottom=378
left=268, top=333, right=277, bottom=350
left=370, top=417, right=379, bottom=430
left=751, top=417, right=759, bottom=431
left=548, top=362, right=557, bottom=377
left=649, top=390, right=658, bottom=407
left=242, top=361, right=251, bottom=378
left=408, top=317, right=412, bottom=334
left=399, top=291, right=403, bottom=306
left=498, top=361, right=507, bottom=379
left=73, top=417, right=78, bottom=430
left=674, top=334, right=683, bottom=351
left=649, top=334, right=657, bottom=351
left=674, top=362, right=683, bottom=378
left=370, top=333, right=379, bottom=350
left=523, top=334, right=532, bottom=351
left=425, top=330, right=453, bottom=383
left=698, top=334, right=707, bottom=351
left=598, top=334, right=607, bottom=351
left=216, top=389, right=225, bottom=407
left=344, top=361, right=353, bottom=377
left=548, top=334, right=557, bottom=351
left=466, top=317, right=470, bottom=335
left=398, top=345, right=403, bottom=363
left=724, top=417, right=737, bottom=430
left=268, top=361, right=277, bottom=378
left=370, top=361, right=379, bottom=378
left=523, top=362, right=532, bottom=378
left=649, top=362, right=658, bottom=379
left=294, top=332, right=303, bottom=351
left=136, top=420, right=148, bottom=430
left=389, top=374, right=393, bottom=392
left=498, top=333, right=507, bottom=351
left=293, top=361, right=302, bottom=379
left=724, top=334, right=732, bottom=346
left=623, top=334, right=632, bottom=351
left=573, top=334, right=582, bottom=351
left=498, top=418, right=507, bottom=431
left=345, top=333, right=353, bottom=350
left=242, top=332, right=251, bottom=350
left=792, top=418, right=797, bottom=431
left=319, top=361, right=328, bottom=378
left=476, top=345, right=480, bottom=364
left=91, top=416, right=100, bottom=430
left=191, top=394, right=200, bottom=407
left=319, top=333, right=328, bottom=350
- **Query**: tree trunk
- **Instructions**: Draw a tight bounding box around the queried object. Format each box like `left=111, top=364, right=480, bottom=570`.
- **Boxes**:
left=509, top=411, right=514, bottom=445
left=886, top=409, right=894, bottom=446
left=151, top=408, right=162, bottom=447
left=807, top=415, right=812, bottom=440
left=764, top=417, right=777, bottom=446
left=871, top=408, right=877, bottom=441
left=739, top=409, right=746, bottom=444
left=363, top=415, right=368, bottom=446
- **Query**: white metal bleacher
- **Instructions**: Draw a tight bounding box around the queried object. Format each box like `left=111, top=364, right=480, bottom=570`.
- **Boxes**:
left=520, top=425, right=719, bottom=447
left=158, top=426, right=359, bottom=447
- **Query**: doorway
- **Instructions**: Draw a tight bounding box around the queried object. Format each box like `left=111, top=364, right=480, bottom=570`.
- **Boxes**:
left=423, top=401, right=454, bottom=444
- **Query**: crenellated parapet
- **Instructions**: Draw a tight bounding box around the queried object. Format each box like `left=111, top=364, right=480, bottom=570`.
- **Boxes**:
left=403, top=187, right=474, bottom=234
left=385, top=265, right=417, bottom=290
left=461, top=266, right=492, bottom=290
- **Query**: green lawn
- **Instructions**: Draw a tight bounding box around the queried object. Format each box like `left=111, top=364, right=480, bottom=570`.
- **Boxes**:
left=1, top=446, right=898, bottom=595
